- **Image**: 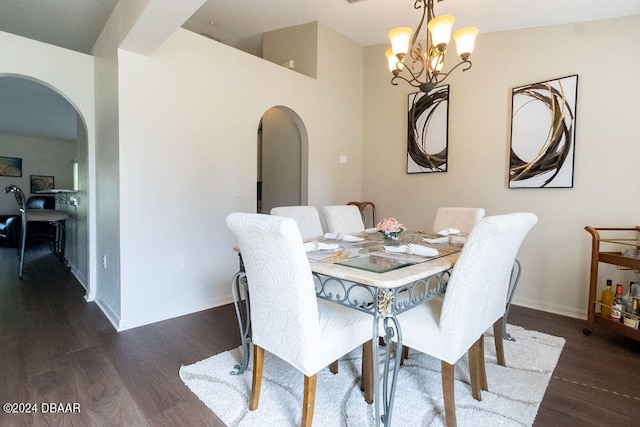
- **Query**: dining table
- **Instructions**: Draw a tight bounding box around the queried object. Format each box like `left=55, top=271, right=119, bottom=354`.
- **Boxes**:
left=230, top=229, right=462, bottom=427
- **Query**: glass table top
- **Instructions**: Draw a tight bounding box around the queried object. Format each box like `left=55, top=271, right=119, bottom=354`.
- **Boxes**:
left=306, top=231, right=461, bottom=273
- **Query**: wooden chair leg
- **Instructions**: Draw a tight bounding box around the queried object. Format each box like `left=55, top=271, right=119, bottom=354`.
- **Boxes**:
left=302, top=374, right=318, bottom=427
left=361, top=340, right=373, bottom=403
left=479, top=334, right=488, bottom=391
left=400, top=346, right=409, bottom=365
left=249, top=345, right=264, bottom=410
left=493, top=318, right=506, bottom=366
left=468, top=337, right=483, bottom=401
left=441, top=361, right=457, bottom=427
left=329, top=360, right=339, bottom=374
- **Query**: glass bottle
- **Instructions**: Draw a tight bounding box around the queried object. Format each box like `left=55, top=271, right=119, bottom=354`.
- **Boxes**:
left=600, top=279, right=614, bottom=317
left=611, top=284, right=624, bottom=321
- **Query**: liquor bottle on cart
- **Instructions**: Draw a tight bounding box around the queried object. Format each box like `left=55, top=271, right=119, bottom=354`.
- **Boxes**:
left=611, top=284, right=624, bottom=322
left=600, top=279, right=614, bottom=317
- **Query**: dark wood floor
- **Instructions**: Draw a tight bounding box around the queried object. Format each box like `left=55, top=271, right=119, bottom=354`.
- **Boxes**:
left=1, top=246, right=639, bottom=426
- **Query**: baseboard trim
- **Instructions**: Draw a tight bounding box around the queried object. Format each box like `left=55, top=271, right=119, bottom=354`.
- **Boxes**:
left=512, top=295, right=586, bottom=320
left=94, top=297, right=121, bottom=331
left=116, top=294, right=234, bottom=331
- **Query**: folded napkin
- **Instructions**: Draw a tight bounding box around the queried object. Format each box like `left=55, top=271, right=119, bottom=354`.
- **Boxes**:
left=365, top=228, right=379, bottom=234
left=384, top=244, right=438, bottom=257
left=437, top=227, right=460, bottom=236
left=303, top=241, right=340, bottom=252
left=323, top=232, right=364, bottom=242
left=422, top=236, right=467, bottom=245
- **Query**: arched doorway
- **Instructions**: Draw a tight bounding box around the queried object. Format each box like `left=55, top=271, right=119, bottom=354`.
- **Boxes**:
left=257, top=106, right=308, bottom=213
left=0, top=74, right=90, bottom=289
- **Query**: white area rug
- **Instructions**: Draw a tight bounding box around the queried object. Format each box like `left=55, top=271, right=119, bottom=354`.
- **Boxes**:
left=180, top=325, right=565, bottom=426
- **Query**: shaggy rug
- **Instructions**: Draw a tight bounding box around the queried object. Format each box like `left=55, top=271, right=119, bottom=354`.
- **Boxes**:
left=180, top=324, right=565, bottom=426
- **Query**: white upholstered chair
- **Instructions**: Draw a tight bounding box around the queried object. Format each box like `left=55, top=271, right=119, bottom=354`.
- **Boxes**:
left=396, top=213, right=537, bottom=427
left=432, top=207, right=485, bottom=234
left=226, top=213, right=373, bottom=427
left=270, top=206, right=324, bottom=240
left=321, top=205, right=366, bottom=234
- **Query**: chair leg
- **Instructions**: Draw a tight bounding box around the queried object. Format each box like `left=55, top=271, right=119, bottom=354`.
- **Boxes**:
left=441, top=361, right=457, bottom=427
left=19, top=217, right=26, bottom=279
left=329, top=360, right=339, bottom=374
left=361, top=340, right=373, bottom=403
left=400, top=346, right=409, bottom=365
left=479, top=334, right=488, bottom=391
left=493, top=318, right=506, bottom=366
left=468, top=337, right=483, bottom=401
left=302, top=374, right=317, bottom=427
left=249, top=345, right=264, bottom=410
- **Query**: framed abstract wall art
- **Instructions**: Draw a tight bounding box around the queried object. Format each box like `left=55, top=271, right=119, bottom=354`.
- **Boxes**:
left=0, top=156, right=22, bottom=177
left=407, top=85, right=449, bottom=174
left=30, top=175, right=54, bottom=193
left=509, top=74, right=578, bottom=188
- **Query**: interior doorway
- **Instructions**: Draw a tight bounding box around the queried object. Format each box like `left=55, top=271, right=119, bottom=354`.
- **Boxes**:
left=0, top=74, right=89, bottom=288
left=257, top=106, right=308, bottom=213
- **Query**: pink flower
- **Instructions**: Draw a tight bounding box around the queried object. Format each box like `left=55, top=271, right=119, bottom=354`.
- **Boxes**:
left=376, top=217, right=406, bottom=232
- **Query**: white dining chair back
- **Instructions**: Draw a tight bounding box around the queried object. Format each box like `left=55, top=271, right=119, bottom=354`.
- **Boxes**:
left=397, top=212, right=537, bottom=426
left=432, top=207, right=485, bottom=234
left=321, top=205, right=365, bottom=234
left=437, top=212, right=536, bottom=362
left=270, top=206, right=323, bottom=240
left=226, top=212, right=372, bottom=426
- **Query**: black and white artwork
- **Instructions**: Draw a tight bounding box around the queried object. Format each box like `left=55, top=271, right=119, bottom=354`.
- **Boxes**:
left=407, top=85, right=449, bottom=173
left=509, top=75, right=578, bottom=188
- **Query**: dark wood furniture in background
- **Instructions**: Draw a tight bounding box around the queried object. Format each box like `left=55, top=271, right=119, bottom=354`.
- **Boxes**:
left=347, top=201, right=376, bottom=229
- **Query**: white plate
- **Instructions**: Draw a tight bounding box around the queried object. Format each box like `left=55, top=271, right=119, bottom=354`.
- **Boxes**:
left=316, top=246, right=343, bottom=253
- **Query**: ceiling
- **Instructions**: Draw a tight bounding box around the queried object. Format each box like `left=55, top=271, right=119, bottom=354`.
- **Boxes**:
left=1, top=0, right=640, bottom=141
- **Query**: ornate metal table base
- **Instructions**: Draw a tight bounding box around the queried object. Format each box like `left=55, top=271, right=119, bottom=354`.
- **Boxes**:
left=313, top=270, right=451, bottom=426
left=230, top=256, right=251, bottom=376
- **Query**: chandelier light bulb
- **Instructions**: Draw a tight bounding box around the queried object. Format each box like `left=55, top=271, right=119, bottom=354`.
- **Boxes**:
left=427, top=15, right=455, bottom=50
left=388, top=27, right=412, bottom=57
left=386, top=48, right=403, bottom=72
left=453, top=27, right=479, bottom=60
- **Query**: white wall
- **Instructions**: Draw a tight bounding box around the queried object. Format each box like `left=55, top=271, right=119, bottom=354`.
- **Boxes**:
left=363, top=15, right=640, bottom=319
left=115, top=25, right=364, bottom=328
left=0, top=133, right=75, bottom=212
left=0, top=31, right=95, bottom=295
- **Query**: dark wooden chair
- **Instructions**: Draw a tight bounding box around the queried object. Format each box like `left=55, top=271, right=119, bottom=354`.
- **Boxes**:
left=347, top=201, right=376, bottom=229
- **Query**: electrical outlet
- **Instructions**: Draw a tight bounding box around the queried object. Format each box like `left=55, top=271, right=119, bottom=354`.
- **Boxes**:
left=180, top=258, right=189, bottom=270
left=102, top=255, right=107, bottom=269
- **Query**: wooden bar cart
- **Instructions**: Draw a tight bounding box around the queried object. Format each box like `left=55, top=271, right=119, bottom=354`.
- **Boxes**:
left=583, top=226, right=640, bottom=340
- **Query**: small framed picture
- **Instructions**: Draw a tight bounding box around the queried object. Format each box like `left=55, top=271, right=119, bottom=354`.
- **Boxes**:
left=30, top=175, right=54, bottom=193
left=0, top=156, right=22, bottom=177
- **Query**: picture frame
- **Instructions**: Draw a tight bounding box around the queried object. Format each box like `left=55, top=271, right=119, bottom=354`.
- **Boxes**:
left=30, top=175, right=55, bottom=193
left=0, top=156, right=22, bottom=177
left=407, top=85, right=449, bottom=174
left=509, top=74, right=578, bottom=188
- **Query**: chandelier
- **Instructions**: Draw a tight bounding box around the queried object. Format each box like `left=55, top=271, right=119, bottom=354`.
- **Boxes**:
left=386, top=0, right=479, bottom=93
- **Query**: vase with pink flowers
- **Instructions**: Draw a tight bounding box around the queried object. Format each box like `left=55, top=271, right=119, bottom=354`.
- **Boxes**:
left=376, top=217, right=406, bottom=241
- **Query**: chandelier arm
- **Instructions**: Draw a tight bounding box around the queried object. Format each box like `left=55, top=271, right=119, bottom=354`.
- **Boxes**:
left=395, top=58, right=436, bottom=88
left=433, top=60, right=473, bottom=84
left=406, top=0, right=429, bottom=78
left=391, top=73, right=422, bottom=89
